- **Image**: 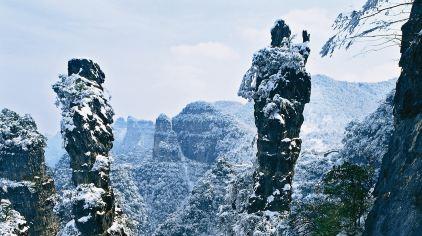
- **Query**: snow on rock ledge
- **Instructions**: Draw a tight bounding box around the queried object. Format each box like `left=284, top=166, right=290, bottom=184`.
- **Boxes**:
left=53, top=59, right=127, bottom=235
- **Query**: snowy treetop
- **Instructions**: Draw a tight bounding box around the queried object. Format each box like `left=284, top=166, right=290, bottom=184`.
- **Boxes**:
left=0, top=108, right=46, bottom=152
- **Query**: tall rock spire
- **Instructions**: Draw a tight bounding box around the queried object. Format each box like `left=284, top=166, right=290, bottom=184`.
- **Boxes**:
left=53, top=59, right=126, bottom=235
left=238, top=19, right=311, bottom=213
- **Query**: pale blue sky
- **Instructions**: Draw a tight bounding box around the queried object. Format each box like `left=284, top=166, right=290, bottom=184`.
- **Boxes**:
left=0, top=0, right=401, bottom=134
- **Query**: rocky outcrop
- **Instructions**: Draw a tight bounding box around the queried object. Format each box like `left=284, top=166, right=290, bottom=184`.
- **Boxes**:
left=172, top=102, right=233, bottom=163
left=238, top=19, right=311, bottom=212
left=119, top=117, right=154, bottom=157
left=53, top=59, right=126, bottom=235
left=153, top=114, right=181, bottom=161
left=364, top=1, right=422, bottom=235
left=0, top=199, right=29, bottom=235
left=0, top=108, right=59, bottom=236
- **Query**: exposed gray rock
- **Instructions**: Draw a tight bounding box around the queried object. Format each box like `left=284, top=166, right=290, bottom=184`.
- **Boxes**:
left=172, top=101, right=232, bottom=163
left=48, top=74, right=397, bottom=235
left=0, top=108, right=59, bottom=236
left=153, top=114, right=181, bottom=161
left=117, top=117, right=154, bottom=161
left=271, top=19, right=294, bottom=47
left=364, top=1, right=422, bottom=235
left=158, top=78, right=396, bottom=236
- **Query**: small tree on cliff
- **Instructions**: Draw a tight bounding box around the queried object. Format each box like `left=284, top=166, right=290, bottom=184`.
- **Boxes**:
left=313, top=162, right=372, bottom=235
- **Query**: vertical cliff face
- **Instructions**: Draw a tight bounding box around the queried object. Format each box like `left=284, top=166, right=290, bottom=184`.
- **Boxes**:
left=0, top=109, right=58, bottom=236
left=365, top=0, right=422, bottom=235
left=153, top=114, right=181, bottom=161
left=53, top=59, right=126, bottom=235
left=364, top=1, right=422, bottom=235
left=118, top=117, right=155, bottom=158
left=239, top=19, right=311, bottom=213
left=172, top=102, right=233, bottom=163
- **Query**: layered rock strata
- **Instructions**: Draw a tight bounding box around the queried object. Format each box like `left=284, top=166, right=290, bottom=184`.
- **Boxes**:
left=172, top=102, right=232, bottom=163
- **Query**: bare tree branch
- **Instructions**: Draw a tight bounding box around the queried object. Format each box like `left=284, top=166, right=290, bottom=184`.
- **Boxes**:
left=321, top=0, right=413, bottom=57
left=359, top=2, right=414, bottom=20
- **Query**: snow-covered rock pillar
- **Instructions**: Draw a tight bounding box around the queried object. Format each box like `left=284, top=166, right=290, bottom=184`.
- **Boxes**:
left=238, top=20, right=311, bottom=213
left=53, top=59, right=125, bottom=235
left=0, top=109, right=59, bottom=236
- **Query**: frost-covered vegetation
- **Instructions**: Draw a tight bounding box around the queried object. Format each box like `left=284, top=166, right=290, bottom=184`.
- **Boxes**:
left=0, top=108, right=59, bottom=236
left=0, top=199, right=28, bottom=236
left=239, top=19, right=312, bottom=215
left=292, top=91, right=394, bottom=235
left=2, top=1, right=418, bottom=233
left=292, top=77, right=395, bottom=204
left=238, top=44, right=309, bottom=102
left=52, top=74, right=114, bottom=153
left=321, top=0, right=413, bottom=56
left=0, top=108, right=46, bottom=153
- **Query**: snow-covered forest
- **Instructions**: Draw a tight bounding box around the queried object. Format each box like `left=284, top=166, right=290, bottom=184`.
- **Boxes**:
left=1, top=0, right=421, bottom=235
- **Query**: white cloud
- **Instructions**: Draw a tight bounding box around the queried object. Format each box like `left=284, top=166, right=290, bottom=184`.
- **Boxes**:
left=0, top=1, right=402, bottom=134
left=170, top=42, right=239, bottom=60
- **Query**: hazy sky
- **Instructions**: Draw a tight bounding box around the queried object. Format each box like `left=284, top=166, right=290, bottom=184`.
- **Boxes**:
left=0, top=0, right=401, bottom=135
